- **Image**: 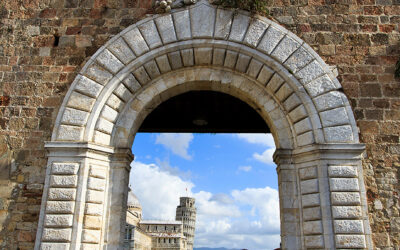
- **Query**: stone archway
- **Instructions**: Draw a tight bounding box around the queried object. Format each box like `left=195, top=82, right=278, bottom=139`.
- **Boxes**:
left=35, top=1, right=373, bottom=249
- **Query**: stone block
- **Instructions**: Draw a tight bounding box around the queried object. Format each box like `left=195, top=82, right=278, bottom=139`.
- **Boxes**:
left=52, top=163, right=79, bottom=175
left=244, top=19, right=268, bottom=47
left=275, top=83, right=293, bottom=102
left=155, top=15, right=177, bottom=44
left=57, top=125, right=85, bottom=141
left=85, top=63, right=113, bottom=85
left=133, top=66, right=151, bottom=85
left=75, top=76, right=103, bottom=98
left=302, top=193, right=320, bottom=207
left=82, top=229, right=101, bottom=243
left=283, top=93, right=302, bottom=112
left=123, top=28, right=149, bottom=56
left=258, top=26, right=285, bottom=54
left=235, top=54, right=251, bottom=73
left=334, top=220, right=364, bottom=234
left=330, top=178, right=359, bottom=192
left=42, top=228, right=72, bottom=242
left=40, top=243, right=70, bottom=250
left=303, top=207, right=322, bottom=221
left=324, top=125, right=354, bottom=143
left=96, top=49, right=124, bottom=74
left=301, top=179, right=319, bottom=194
left=107, top=38, right=136, bottom=65
left=83, top=215, right=102, bottom=229
left=123, top=74, right=142, bottom=93
left=295, top=60, right=325, bottom=85
left=304, top=75, right=337, bottom=97
left=246, top=59, right=263, bottom=78
left=335, top=235, right=366, bottom=248
left=284, top=46, right=314, bottom=74
left=304, top=235, right=324, bottom=248
left=100, top=105, right=119, bottom=123
left=168, top=51, right=183, bottom=70
left=332, top=206, right=362, bottom=219
left=328, top=166, right=358, bottom=178
left=48, top=188, right=77, bottom=201
left=303, top=220, right=323, bottom=235
left=46, top=201, right=75, bottom=214
left=80, top=243, right=100, bottom=250
left=95, top=118, right=114, bottom=134
left=85, top=203, right=104, bottom=216
left=61, top=108, right=89, bottom=126
left=156, top=54, right=172, bottom=73
left=66, top=92, right=96, bottom=112
left=86, top=190, right=104, bottom=204
left=289, top=105, right=308, bottom=123
left=93, top=131, right=111, bottom=145
left=106, top=94, right=124, bottom=112
left=212, top=48, right=225, bottom=66
left=194, top=48, right=213, bottom=65
left=50, top=175, right=78, bottom=188
left=214, top=9, right=233, bottom=39
left=190, top=4, right=215, bottom=38
left=313, top=91, right=344, bottom=112
left=87, top=177, right=105, bottom=191
left=144, top=60, right=161, bottom=79
left=89, top=166, right=107, bottom=179
left=257, top=65, right=274, bottom=85
left=138, top=20, right=162, bottom=49
left=266, top=74, right=284, bottom=93
left=331, top=192, right=361, bottom=206
left=181, top=49, right=194, bottom=67
left=294, top=118, right=313, bottom=135
left=224, top=50, right=238, bottom=69
left=113, top=84, right=132, bottom=103
left=229, top=14, right=250, bottom=42
left=272, top=36, right=301, bottom=63
left=320, top=107, right=349, bottom=127
left=44, top=214, right=73, bottom=227
left=173, top=10, right=191, bottom=40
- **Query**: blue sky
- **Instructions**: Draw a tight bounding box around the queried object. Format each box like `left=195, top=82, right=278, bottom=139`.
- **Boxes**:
left=129, top=133, right=281, bottom=249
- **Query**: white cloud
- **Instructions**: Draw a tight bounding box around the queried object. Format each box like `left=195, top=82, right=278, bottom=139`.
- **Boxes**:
left=129, top=161, right=281, bottom=250
left=237, top=166, right=252, bottom=172
left=155, top=133, right=194, bottom=160
left=253, top=148, right=275, bottom=165
left=236, top=133, right=275, bottom=148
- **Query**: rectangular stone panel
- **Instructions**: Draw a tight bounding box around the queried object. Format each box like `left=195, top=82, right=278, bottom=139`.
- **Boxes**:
left=86, top=190, right=104, bottom=204
left=133, top=66, right=151, bottom=85
left=284, top=46, right=313, bottom=74
left=328, top=166, right=358, bottom=178
left=244, top=19, right=268, bottom=47
left=229, top=14, right=250, bottom=42
left=83, top=215, right=102, bottom=229
left=48, top=188, right=77, bottom=201
left=89, top=166, right=107, bottom=179
left=181, top=49, right=194, bottom=67
left=57, top=125, right=84, bottom=141
left=173, top=10, right=191, bottom=40
left=297, top=131, right=315, bottom=146
left=212, top=48, right=225, bottom=66
left=271, top=36, right=301, bottom=63
left=123, top=28, right=149, bottom=56
left=258, top=26, right=285, bottom=54
left=82, top=229, right=101, bottom=243
left=155, top=15, right=177, bottom=44
left=289, top=105, right=308, bottom=123
left=144, top=60, right=161, bottom=79
left=331, top=192, right=361, bottom=206
left=303, top=220, right=323, bottom=235
left=302, top=193, right=320, bottom=207
left=52, top=163, right=79, bottom=175
left=295, top=60, right=325, bottom=85
left=40, top=243, right=70, bottom=250
left=44, top=214, right=74, bottom=227
left=246, top=59, right=263, bottom=78
left=335, top=235, right=366, bottom=248
left=42, top=228, right=72, bottom=242
left=313, top=91, right=344, bottom=112
left=50, top=175, right=78, bottom=188
left=107, top=38, right=136, bottom=65
left=190, top=4, right=215, bottom=38
left=138, top=20, right=163, bottom=49
left=324, top=125, right=354, bottom=143
left=100, top=105, right=118, bottom=123
left=123, top=74, right=142, bottom=93
left=300, top=179, right=319, bottom=194
left=85, top=203, right=104, bottom=216
left=84, top=63, right=113, bottom=85
left=214, top=9, right=233, bottom=39
left=304, top=235, right=324, bottom=248
left=303, top=207, right=322, bottom=221
left=257, top=65, right=274, bottom=85
left=61, top=108, right=89, bottom=126
left=87, top=177, right=106, bottom=191
left=334, top=220, right=364, bottom=234
left=294, top=118, right=313, bottom=135
left=266, top=74, right=284, bottom=93
left=235, top=54, right=251, bottom=73
left=106, top=94, right=124, bottom=112
left=96, top=49, right=124, bottom=74
left=75, top=76, right=103, bottom=98
left=114, top=83, right=132, bottom=102
left=46, top=201, right=75, bottom=214
left=168, top=51, right=183, bottom=70
left=320, top=107, right=349, bottom=127
left=330, top=178, right=359, bottom=192
left=66, top=92, right=96, bottom=112
left=155, top=54, right=172, bottom=73
left=195, top=48, right=213, bottom=65
left=332, top=206, right=362, bottom=219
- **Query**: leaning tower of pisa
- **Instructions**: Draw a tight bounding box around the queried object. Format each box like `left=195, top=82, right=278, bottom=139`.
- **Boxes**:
left=175, top=197, right=197, bottom=250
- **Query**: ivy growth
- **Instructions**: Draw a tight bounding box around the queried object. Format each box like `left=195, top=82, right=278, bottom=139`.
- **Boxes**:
left=210, top=0, right=269, bottom=16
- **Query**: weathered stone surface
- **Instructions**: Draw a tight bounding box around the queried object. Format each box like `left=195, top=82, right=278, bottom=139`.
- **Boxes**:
left=48, top=188, right=77, bottom=201
left=44, top=214, right=73, bottom=227
left=257, top=65, right=274, bottom=85
left=303, top=207, right=322, bottom=221
left=304, top=75, right=337, bottom=97
left=106, top=94, right=124, bottom=112
left=89, top=166, right=107, bottom=179
left=173, top=10, right=191, bottom=40
left=302, top=193, right=320, bottom=207
left=235, top=54, right=251, bottom=73
left=40, top=243, right=70, bottom=250
left=82, top=229, right=101, bottom=243
left=85, top=64, right=113, bottom=85
left=101, top=105, right=119, bottom=123
left=42, top=228, right=72, bottom=242
left=289, top=105, right=308, bottom=123
left=87, top=177, right=105, bottom=191
left=284, top=46, right=313, bottom=74
left=331, top=192, right=361, bottom=205
left=334, top=220, right=364, bottom=234
left=181, top=49, right=194, bottom=67
left=61, top=108, right=89, bottom=126
left=52, top=163, right=79, bottom=175
left=272, top=36, right=301, bottom=63
left=283, top=93, right=302, bottom=111
left=324, top=125, right=354, bottom=143
left=57, top=125, right=84, bottom=141
left=313, top=91, right=345, bottom=112
left=258, top=26, right=285, bottom=54
left=113, top=84, right=132, bottom=102
left=108, top=38, right=136, bottom=65
left=329, top=166, right=358, bottom=178
left=123, top=74, right=142, bottom=93
left=332, top=206, right=362, bottom=219
left=299, top=166, right=318, bottom=180
left=46, top=201, right=75, bottom=214
left=229, top=14, right=250, bottom=42
left=95, top=118, right=114, bottom=134
left=50, top=175, right=78, bottom=188
left=96, top=49, right=124, bottom=74
left=301, top=179, right=319, bottom=194
left=335, top=235, right=366, bottom=248
left=295, top=60, right=325, bottom=85
left=144, top=60, right=161, bottom=79
left=86, top=190, right=104, bottom=204
left=320, top=107, right=349, bottom=127
left=155, top=15, right=177, bottom=44
left=303, top=220, right=323, bottom=235
left=330, top=178, right=359, bottom=192
left=85, top=203, right=104, bottom=216
left=190, top=4, right=215, bottom=38
left=304, top=235, right=324, bottom=248
left=138, top=20, right=163, bottom=49
left=83, top=215, right=102, bottom=229
left=75, top=76, right=104, bottom=98
left=244, top=19, right=268, bottom=47
left=214, top=9, right=233, bottom=39
left=294, top=118, right=313, bottom=135
left=124, top=28, right=149, bottom=56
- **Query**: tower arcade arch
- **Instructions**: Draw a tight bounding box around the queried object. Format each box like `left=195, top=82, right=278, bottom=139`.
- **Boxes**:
left=35, top=1, right=372, bottom=249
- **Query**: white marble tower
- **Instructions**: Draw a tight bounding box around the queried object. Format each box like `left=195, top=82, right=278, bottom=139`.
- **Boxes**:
left=176, top=197, right=196, bottom=250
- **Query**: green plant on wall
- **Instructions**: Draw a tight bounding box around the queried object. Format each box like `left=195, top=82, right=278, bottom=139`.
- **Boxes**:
left=210, top=0, right=269, bottom=15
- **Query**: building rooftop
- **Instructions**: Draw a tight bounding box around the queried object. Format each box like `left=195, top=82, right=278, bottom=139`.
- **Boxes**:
left=140, top=220, right=182, bottom=225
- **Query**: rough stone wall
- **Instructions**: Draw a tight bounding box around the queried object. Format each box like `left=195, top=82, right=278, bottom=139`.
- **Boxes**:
left=0, top=0, right=399, bottom=249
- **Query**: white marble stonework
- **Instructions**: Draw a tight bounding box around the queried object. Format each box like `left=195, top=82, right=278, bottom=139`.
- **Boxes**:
left=35, top=1, right=373, bottom=249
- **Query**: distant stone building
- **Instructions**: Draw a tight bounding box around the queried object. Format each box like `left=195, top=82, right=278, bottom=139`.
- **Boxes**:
left=124, top=192, right=196, bottom=250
